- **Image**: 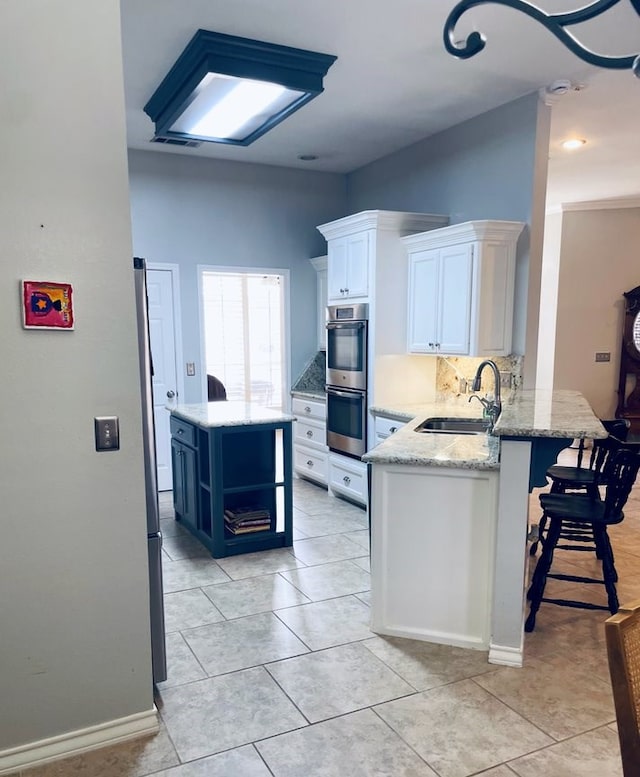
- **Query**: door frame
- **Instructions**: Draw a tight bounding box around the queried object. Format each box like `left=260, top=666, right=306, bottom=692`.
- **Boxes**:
left=147, top=261, right=184, bottom=407
left=197, top=264, right=291, bottom=411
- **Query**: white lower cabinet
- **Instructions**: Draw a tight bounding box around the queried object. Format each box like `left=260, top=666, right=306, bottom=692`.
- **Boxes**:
left=294, top=445, right=329, bottom=485
left=293, top=395, right=329, bottom=486
left=369, top=463, right=498, bottom=649
left=328, top=453, right=368, bottom=506
left=373, top=415, right=404, bottom=446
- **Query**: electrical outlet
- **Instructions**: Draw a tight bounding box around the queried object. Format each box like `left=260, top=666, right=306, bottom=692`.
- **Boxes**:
left=458, top=377, right=467, bottom=394
left=499, top=371, right=512, bottom=388
left=595, top=352, right=611, bottom=362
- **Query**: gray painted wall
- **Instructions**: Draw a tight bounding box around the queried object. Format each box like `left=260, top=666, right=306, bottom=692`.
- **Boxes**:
left=1, top=0, right=153, bottom=752
left=346, top=93, right=540, bottom=223
left=127, top=151, right=347, bottom=402
left=346, top=93, right=548, bottom=365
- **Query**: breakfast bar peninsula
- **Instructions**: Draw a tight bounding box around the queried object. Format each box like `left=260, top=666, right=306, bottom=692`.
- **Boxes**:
left=364, top=389, right=605, bottom=667
left=170, top=402, right=294, bottom=559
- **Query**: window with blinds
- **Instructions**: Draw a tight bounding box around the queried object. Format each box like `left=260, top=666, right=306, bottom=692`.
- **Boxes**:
left=202, top=271, right=284, bottom=409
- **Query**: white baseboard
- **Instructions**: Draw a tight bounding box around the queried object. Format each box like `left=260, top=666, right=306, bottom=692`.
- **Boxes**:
left=489, top=643, right=524, bottom=667
left=371, top=623, right=488, bottom=652
left=0, top=708, right=158, bottom=775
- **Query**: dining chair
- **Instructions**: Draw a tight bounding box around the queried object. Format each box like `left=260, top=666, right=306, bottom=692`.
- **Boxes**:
left=605, top=599, right=640, bottom=777
left=207, top=374, right=227, bottom=401
left=525, top=447, right=640, bottom=632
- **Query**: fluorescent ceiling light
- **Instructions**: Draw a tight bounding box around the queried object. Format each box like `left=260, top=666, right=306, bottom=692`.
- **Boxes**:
left=169, top=74, right=303, bottom=142
left=144, top=30, right=337, bottom=147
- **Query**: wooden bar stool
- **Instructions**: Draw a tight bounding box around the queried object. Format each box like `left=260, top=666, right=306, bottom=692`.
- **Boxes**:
left=529, top=419, right=631, bottom=557
left=525, top=448, right=640, bottom=632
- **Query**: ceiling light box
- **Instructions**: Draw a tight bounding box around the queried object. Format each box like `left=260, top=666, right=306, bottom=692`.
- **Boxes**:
left=144, top=29, right=337, bottom=146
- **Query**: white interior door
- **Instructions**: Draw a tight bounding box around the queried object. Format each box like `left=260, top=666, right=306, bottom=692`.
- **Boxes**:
left=147, top=267, right=179, bottom=491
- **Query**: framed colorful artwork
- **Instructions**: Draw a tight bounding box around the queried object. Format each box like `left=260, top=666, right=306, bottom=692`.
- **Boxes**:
left=22, top=280, right=74, bottom=330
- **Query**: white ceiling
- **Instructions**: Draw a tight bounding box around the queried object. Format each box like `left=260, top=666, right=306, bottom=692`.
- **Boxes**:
left=120, top=0, right=640, bottom=211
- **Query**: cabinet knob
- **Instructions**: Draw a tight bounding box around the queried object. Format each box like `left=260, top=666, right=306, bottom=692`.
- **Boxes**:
left=339, top=288, right=345, bottom=294
left=306, top=430, right=314, bottom=438
left=390, top=426, right=398, bottom=433
left=344, top=288, right=349, bottom=294
left=428, top=342, right=434, bottom=348
left=304, top=406, right=311, bottom=413
left=343, top=475, right=351, bottom=485
left=177, top=429, right=184, bottom=435
left=306, top=459, right=314, bottom=467
left=167, top=390, right=175, bottom=399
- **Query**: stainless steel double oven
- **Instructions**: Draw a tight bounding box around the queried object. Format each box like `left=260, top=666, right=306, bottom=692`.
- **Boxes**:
left=326, top=303, right=368, bottom=459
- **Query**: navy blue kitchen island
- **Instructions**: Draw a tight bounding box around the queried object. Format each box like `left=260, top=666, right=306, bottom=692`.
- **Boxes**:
left=170, top=402, right=294, bottom=559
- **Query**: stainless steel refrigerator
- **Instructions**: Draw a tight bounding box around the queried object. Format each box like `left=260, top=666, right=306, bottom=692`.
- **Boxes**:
left=134, top=256, right=167, bottom=684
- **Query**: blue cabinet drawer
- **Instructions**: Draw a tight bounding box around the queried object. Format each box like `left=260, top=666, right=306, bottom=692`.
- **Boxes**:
left=170, top=416, right=196, bottom=447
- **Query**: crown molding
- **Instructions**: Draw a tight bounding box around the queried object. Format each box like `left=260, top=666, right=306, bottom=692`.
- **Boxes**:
left=400, top=220, right=525, bottom=249
left=317, top=210, right=449, bottom=240
left=561, top=197, right=640, bottom=212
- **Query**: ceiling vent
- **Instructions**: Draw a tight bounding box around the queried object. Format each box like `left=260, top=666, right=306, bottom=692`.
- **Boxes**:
left=151, top=136, right=202, bottom=148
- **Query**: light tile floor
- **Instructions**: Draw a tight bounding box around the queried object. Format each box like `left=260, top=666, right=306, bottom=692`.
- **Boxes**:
left=22, top=447, right=640, bottom=776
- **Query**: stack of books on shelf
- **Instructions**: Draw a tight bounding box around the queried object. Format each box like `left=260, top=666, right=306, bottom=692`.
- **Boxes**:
left=224, top=505, right=272, bottom=535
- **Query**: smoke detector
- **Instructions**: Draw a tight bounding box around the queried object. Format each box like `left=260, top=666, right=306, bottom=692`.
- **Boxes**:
left=546, top=79, right=586, bottom=95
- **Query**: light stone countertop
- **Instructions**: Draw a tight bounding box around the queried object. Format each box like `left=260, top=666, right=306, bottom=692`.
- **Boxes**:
left=365, top=389, right=604, bottom=468
left=171, top=402, right=295, bottom=428
left=493, top=389, right=606, bottom=439
left=364, top=402, right=499, bottom=470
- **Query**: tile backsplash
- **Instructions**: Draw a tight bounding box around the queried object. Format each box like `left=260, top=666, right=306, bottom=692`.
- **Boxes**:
left=435, top=355, right=523, bottom=404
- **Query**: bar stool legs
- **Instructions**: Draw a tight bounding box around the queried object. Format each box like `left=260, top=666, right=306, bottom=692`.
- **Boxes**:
left=525, top=517, right=619, bottom=633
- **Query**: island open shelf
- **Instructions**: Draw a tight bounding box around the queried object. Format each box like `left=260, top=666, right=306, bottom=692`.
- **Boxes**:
left=170, top=402, right=294, bottom=559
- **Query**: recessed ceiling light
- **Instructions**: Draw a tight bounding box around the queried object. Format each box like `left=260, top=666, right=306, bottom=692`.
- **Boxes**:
left=298, top=154, right=318, bottom=161
left=561, top=138, right=587, bottom=150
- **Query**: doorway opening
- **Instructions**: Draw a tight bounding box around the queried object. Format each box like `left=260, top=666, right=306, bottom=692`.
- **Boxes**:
left=200, top=268, right=289, bottom=410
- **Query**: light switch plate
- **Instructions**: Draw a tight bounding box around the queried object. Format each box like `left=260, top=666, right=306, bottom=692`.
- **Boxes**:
left=95, top=416, right=119, bottom=451
left=186, top=362, right=196, bottom=376
left=595, top=352, right=611, bottom=362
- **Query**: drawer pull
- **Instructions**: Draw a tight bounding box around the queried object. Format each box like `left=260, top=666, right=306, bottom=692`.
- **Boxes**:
left=343, top=475, right=351, bottom=485
left=306, top=430, right=314, bottom=438
left=306, top=460, right=314, bottom=467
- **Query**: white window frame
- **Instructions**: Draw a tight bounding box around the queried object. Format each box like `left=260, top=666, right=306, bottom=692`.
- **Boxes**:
left=197, top=264, right=291, bottom=411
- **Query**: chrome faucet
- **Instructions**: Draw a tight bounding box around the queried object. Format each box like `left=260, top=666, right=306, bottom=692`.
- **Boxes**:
left=468, top=359, right=502, bottom=428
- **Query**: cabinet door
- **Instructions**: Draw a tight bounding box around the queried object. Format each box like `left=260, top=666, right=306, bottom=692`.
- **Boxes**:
left=437, top=243, right=473, bottom=354
left=327, top=237, right=348, bottom=300
left=407, top=249, right=439, bottom=353
left=344, top=232, right=369, bottom=298
left=171, top=438, right=197, bottom=530
left=327, top=233, right=369, bottom=301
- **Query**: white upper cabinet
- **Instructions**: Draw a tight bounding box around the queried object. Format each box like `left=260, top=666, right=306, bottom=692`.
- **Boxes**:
left=310, top=255, right=328, bottom=350
left=317, top=210, right=449, bottom=307
left=326, top=231, right=370, bottom=301
left=403, top=220, right=525, bottom=357
left=408, top=244, right=473, bottom=354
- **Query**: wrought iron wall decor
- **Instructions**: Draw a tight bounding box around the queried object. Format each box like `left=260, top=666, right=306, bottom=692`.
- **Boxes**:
left=443, top=0, right=640, bottom=77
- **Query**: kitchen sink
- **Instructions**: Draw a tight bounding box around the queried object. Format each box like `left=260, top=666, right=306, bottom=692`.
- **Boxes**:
left=414, top=417, right=491, bottom=434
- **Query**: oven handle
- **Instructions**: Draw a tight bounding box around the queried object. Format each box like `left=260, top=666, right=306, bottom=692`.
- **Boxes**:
left=327, top=388, right=365, bottom=399
left=326, top=322, right=366, bottom=330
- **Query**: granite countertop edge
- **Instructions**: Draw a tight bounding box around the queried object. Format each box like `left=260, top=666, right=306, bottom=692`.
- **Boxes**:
left=171, top=402, right=296, bottom=429
left=291, top=389, right=326, bottom=401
